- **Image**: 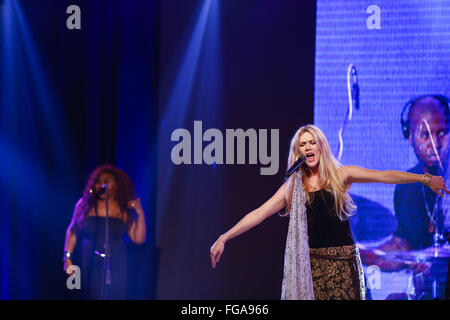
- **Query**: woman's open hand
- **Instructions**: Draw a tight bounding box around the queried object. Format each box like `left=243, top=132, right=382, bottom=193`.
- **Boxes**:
left=428, top=175, right=450, bottom=197
left=210, top=237, right=225, bottom=268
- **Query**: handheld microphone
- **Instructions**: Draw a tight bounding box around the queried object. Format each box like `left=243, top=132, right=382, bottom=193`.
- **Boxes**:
left=285, top=155, right=306, bottom=178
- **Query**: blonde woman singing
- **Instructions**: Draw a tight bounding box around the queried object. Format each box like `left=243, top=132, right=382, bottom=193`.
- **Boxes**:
left=210, top=124, right=449, bottom=300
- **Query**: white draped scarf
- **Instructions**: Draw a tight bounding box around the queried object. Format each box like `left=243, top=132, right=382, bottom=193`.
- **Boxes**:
left=281, top=171, right=315, bottom=300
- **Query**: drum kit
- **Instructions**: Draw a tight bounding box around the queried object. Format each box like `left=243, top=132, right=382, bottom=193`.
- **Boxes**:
left=351, top=195, right=450, bottom=300
left=382, top=244, right=450, bottom=261
left=358, top=240, right=450, bottom=300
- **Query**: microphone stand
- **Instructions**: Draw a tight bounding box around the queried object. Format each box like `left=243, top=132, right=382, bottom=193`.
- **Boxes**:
left=430, top=196, right=443, bottom=300
left=336, top=64, right=359, bottom=161
left=430, top=166, right=448, bottom=299
left=100, top=186, right=112, bottom=300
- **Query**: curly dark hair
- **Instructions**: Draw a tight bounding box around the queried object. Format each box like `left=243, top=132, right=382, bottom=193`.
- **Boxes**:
left=75, top=164, right=136, bottom=228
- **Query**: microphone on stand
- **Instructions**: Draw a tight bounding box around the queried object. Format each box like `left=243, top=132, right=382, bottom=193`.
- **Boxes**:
left=98, top=183, right=108, bottom=195
left=350, top=66, right=360, bottom=110
left=89, top=184, right=109, bottom=199
left=99, top=182, right=111, bottom=298
left=285, top=155, right=306, bottom=178
left=337, top=64, right=361, bottom=161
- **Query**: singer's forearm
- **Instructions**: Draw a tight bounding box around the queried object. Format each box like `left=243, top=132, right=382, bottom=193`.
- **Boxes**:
left=220, top=209, right=266, bottom=243
left=132, top=211, right=147, bottom=244
left=65, top=199, right=82, bottom=254
left=382, top=170, right=423, bottom=184
left=64, top=228, right=77, bottom=253
left=220, top=183, right=287, bottom=243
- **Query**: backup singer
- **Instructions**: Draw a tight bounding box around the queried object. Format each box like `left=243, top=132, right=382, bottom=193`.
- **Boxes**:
left=63, top=164, right=147, bottom=299
left=210, top=124, right=449, bottom=300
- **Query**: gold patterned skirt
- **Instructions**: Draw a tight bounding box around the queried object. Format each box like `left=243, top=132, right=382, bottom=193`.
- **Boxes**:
left=309, top=245, right=366, bottom=300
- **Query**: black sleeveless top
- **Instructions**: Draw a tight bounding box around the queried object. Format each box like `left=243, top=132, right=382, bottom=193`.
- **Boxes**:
left=306, top=189, right=355, bottom=248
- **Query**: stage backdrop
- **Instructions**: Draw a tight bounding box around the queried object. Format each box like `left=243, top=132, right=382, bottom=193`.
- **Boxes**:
left=5, top=0, right=449, bottom=301
left=0, top=0, right=158, bottom=299
left=314, top=0, right=450, bottom=299
left=156, top=0, right=316, bottom=299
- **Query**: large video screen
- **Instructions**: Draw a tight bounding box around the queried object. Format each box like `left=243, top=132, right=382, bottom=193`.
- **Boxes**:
left=314, top=1, right=450, bottom=299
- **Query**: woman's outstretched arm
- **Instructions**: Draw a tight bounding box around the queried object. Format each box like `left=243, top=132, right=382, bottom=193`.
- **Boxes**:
left=341, top=165, right=450, bottom=197
left=63, top=198, right=82, bottom=274
left=210, top=182, right=288, bottom=268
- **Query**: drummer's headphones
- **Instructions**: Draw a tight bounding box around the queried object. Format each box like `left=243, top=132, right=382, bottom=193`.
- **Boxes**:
left=400, top=94, right=450, bottom=139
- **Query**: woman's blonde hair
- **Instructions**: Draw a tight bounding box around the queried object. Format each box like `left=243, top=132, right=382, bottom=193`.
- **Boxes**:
left=283, top=124, right=356, bottom=220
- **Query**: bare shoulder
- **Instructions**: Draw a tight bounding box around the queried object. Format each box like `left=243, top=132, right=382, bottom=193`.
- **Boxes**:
left=337, top=166, right=351, bottom=184
left=68, top=198, right=85, bottom=225
left=337, top=165, right=365, bottom=188
left=75, top=197, right=84, bottom=209
left=73, top=197, right=86, bottom=216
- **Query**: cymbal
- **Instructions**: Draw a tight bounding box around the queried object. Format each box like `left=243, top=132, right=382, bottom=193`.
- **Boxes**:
left=384, top=245, right=450, bottom=262
left=357, top=243, right=450, bottom=262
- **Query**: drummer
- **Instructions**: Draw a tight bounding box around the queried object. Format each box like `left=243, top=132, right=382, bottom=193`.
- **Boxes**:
left=361, top=95, right=450, bottom=299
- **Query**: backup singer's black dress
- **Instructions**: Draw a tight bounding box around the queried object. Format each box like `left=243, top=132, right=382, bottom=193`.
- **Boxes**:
left=80, top=215, right=128, bottom=299
left=306, top=189, right=365, bottom=300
